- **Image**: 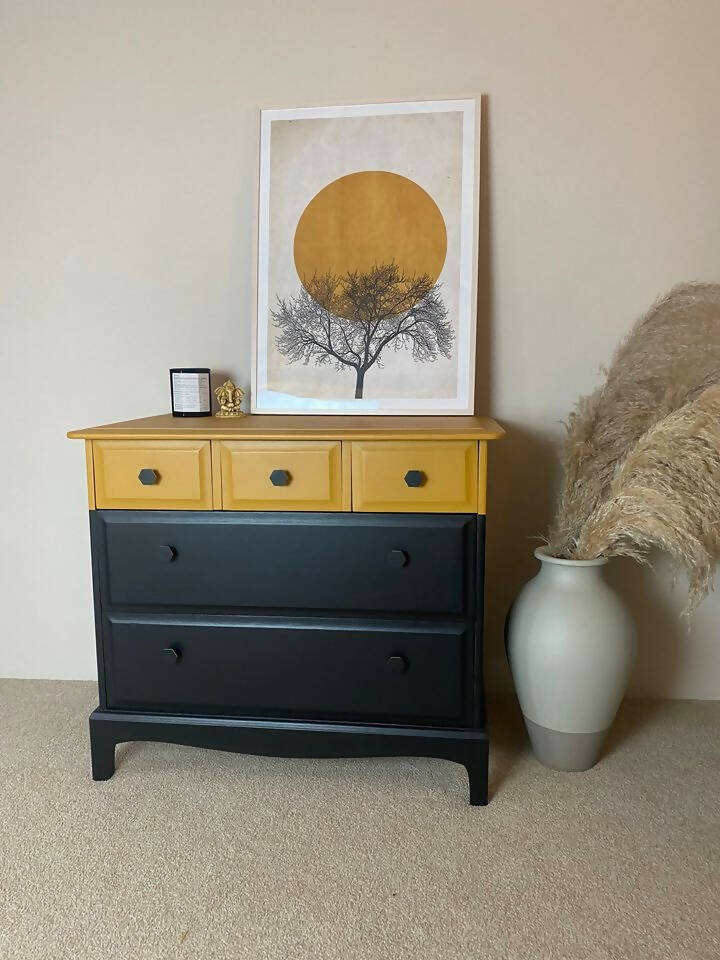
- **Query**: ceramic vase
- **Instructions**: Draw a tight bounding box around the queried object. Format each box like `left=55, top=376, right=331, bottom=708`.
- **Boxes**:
left=506, top=548, right=636, bottom=772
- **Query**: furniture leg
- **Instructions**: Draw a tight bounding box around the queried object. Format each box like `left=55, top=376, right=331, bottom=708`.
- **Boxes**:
left=465, top=738, right=489, bottom=806
left=89, top=714, right=116, bottom=781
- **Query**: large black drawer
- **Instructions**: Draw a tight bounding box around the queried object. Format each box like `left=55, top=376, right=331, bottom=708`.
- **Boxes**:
left=104, top=614, right=468, bottom=724
left=93, top=511, right=475, bottom=615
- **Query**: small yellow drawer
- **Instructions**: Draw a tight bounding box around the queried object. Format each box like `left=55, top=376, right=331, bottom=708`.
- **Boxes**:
left=93, top=440, right=213, bottom=510
left=219, top=441, right=348, bottom=511
left=351, top=441, right=479, bottom=513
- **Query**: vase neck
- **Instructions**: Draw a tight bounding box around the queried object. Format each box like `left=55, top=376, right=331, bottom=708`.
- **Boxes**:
left=537, top=557, right=606, bottom=583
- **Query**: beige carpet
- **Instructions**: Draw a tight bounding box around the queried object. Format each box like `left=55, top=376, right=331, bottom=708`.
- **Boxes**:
left=1, top=680, right=718, bottom=960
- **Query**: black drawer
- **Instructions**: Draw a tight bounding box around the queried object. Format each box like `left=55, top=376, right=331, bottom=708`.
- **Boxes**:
left=104, top=614, right=468, bottom=724
left=93, top=511, right=474, bottom=615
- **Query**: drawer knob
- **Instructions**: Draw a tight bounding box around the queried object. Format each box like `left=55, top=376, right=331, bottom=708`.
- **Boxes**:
left=387, top=549, right=408, bottom=568
left=386, top=655, right=408, bottom=674
left=269, top=469, right=291, bottom=487
left=138, top=468, right=160, bottom=486
left=404, top=470, right=426, bottom=488
left=158, top=544, right=177, bottom=562
left=162, top=646, right=182, bottom=664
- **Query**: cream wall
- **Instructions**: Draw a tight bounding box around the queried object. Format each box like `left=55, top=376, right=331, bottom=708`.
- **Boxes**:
left=2, top=0, right=719, bottom=697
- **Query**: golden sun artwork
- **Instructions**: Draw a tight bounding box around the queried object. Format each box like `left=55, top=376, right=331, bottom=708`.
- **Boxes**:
left=293, top=170, right=447, bottom=299
left=282, top=170, right=452, bottom=396
left=255, top=100, right=479, bottom=414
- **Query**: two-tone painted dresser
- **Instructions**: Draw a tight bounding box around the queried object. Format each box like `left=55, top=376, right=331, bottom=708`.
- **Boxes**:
left=68, top=414, right=504, bottom=805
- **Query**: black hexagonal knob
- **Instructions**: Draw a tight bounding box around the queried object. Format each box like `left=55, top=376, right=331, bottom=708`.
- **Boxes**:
left=157, top=544, right=177, bottom=562
left=387, top=549, right=408, bottom=568
left=386, top=655, right=408, bottom=674
left=404, top=469, right=425, bottom=488
left=269, top=469, right=291, bottom=487
left=138, top=468, right=159, bottom=486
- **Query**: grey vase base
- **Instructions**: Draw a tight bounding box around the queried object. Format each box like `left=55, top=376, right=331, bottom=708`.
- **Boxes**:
left=524, top=717, right=608, bottom=772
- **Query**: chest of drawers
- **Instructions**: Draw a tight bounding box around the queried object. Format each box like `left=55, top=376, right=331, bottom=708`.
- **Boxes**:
left=69, top=414, right=504, bottom=805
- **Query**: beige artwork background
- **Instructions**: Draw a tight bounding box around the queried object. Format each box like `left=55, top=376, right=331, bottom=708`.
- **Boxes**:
left=266, top=110, right=463, bottom=400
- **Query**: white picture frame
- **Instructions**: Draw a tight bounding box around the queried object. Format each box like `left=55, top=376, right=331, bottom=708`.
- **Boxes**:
left=252, top=97, right=481, bottom=416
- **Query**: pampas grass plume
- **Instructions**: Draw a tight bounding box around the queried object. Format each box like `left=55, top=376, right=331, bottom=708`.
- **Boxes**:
left=548, top=283, right=720, bottom=613
left=548, top=283, right=720, bottom=558
left=573, top=385, right=720, bottom=613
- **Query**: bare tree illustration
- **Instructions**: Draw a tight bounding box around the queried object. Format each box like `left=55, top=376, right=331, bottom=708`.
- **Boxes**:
left=272, top=263, right=454, bottom=399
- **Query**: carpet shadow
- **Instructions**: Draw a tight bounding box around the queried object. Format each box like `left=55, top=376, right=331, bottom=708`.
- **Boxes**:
left=486, top=694, right=529, bottom=797
left=601, top=697, right=668, bottom=759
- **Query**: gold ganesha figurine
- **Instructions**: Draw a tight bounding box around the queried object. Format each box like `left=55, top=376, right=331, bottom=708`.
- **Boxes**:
left=214, top=379, right=245, bottom=417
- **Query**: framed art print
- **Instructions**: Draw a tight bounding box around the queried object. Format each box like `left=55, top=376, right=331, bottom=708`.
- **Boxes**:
left=252, top=97, right=480, bottom=415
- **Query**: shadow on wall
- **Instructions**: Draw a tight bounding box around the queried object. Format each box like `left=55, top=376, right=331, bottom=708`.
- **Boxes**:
left=484, top=428, right=687, bottom=698
left=605, top=556, right=685, bottom=698
left=484, top=423, right=558, bottom=693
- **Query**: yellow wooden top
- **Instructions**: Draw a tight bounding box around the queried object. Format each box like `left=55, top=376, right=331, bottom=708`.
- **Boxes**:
left=68, top=413, right=505, bottom=442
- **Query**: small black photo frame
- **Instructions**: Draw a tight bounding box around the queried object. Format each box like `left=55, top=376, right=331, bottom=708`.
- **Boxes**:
left=170, top=368, right=212, bottom=417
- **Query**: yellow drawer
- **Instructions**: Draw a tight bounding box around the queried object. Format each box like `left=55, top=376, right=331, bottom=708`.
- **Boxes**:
left=351, top=441, right=479, bottom=513
left=93, top=440, right=213, bottom=510
left=219, top=441, right=349, bottom=511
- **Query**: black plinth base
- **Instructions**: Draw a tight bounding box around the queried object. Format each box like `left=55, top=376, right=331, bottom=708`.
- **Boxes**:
left=89, top=709, right=489, bottom=806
